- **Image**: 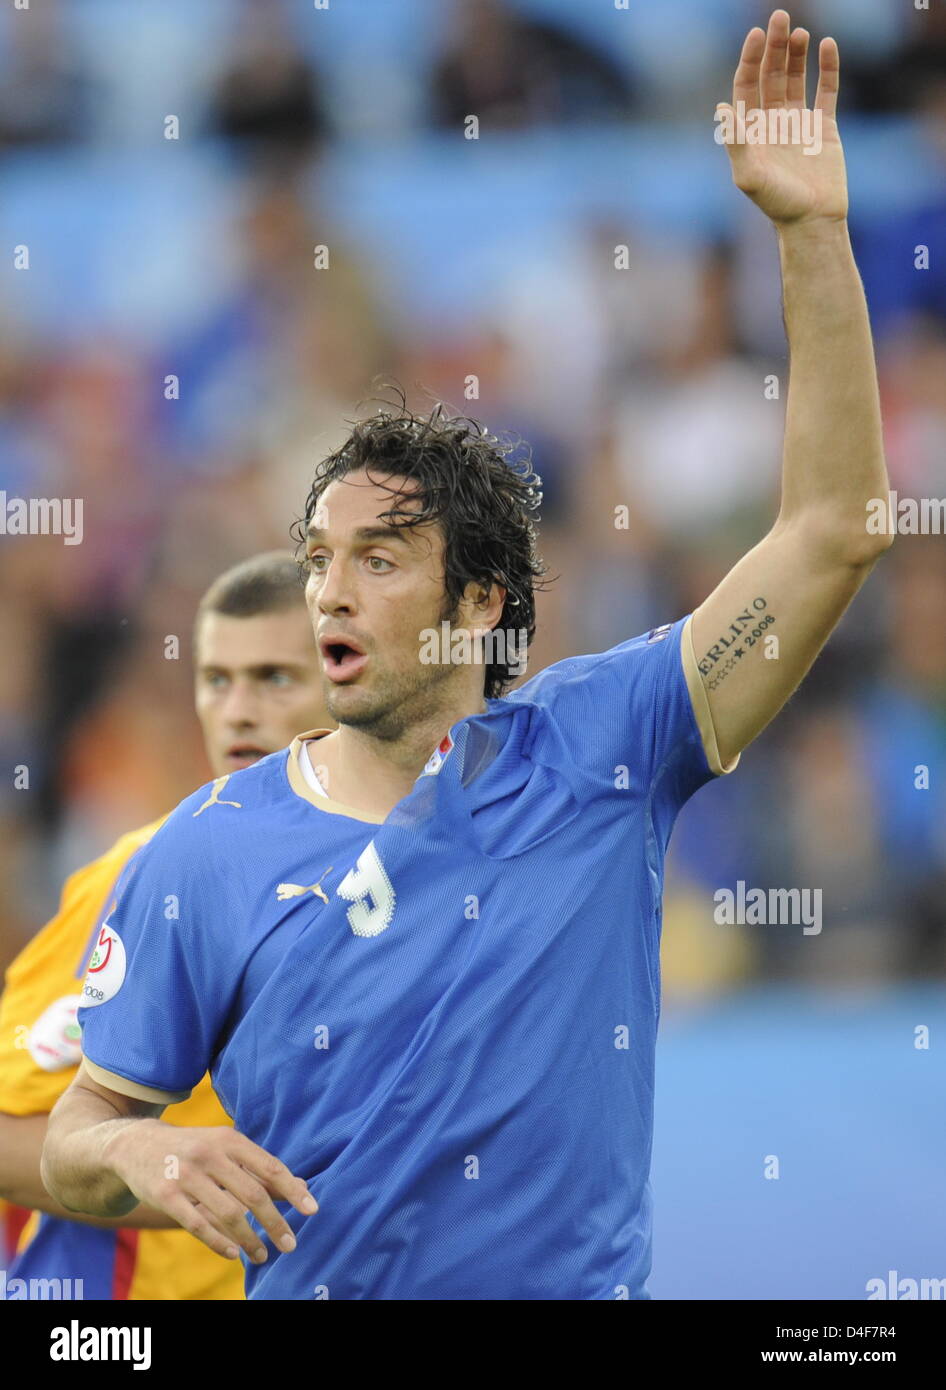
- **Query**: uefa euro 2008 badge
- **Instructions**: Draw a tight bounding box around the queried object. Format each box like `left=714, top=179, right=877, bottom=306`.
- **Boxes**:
left=27, top=993, right=84, bottom=1071
left=420, top=732, right=454, bottom=778
left=647, top=623, right=673, bottom=644
left=81, top=921, right=126, bottom=1007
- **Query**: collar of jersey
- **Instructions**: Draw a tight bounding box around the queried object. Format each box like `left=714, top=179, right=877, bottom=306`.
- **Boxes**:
left=285, top=704, right=508, bottom=824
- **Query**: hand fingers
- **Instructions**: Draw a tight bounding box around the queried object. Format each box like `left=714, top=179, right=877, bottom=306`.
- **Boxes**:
left=170, top=1159, right=306, bottom=1265
left=161, top=1134, right=318, bottom=1264
left=190, top=1169, right=291, bottom=1263
left=156, top=1164, right=277, bottom=1263
left=786, top=27, right=809, bottom=109
left=760, top=10, right=791, bottom=109
left=732, top=26, right=765, bottom=110
left=158, top=1155, right=310, bottom=1265
left=233, top=1137, right=319, bottom=1217
left=157, top=1187, right=247, bottom=1262
left=217, top=1160, right=302, bottom=1260
left=815, top=36, right=840, bottom=120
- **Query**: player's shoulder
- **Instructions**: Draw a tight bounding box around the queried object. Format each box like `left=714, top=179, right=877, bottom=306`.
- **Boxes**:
left=133, top=746, right=300, bottom=867
left=86, top=814, right=168, bottom=886
left=2, top=814, right=169, bottom=989
left=506, top=616, right=688, bottom=711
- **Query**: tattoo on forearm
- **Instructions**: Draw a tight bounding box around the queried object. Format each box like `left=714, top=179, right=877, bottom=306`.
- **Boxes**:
left=698, top=598, right=776, bottom=692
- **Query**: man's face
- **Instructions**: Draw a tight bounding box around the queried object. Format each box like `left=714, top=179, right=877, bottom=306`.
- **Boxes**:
left=304, top=470, right=487, bottom=739
left=194, top=607, right=328, bottom=776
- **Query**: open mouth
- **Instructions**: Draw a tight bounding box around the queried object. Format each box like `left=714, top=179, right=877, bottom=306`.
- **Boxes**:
left=319, top=636, right=369, bottom=684
left=225, top=744, right=268, bottom=767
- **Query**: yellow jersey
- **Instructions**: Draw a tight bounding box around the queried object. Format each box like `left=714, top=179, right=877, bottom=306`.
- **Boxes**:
left=0, top=819, right=244, bottom=1300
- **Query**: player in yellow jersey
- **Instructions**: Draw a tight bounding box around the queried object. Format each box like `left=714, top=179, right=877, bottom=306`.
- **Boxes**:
left=0, top=552, right=330, bottom=1299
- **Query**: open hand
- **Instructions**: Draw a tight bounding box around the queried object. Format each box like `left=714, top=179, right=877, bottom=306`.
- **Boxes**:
left=716, top=10, right=848, bottom=228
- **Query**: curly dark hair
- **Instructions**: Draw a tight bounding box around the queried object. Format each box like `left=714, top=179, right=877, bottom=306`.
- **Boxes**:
left=290, top=388, right=549, bottom=698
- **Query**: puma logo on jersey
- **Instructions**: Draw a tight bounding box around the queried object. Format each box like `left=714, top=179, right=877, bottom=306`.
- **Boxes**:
left=193, top=776, right=242, bottom=817
left=276, top=867, right=334, bottom=906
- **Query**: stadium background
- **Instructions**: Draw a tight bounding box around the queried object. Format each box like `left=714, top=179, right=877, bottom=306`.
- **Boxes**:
left=0, top=0, right=944, bottom=1298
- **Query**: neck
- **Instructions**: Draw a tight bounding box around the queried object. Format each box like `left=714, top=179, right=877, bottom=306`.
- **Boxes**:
left=313, top=693, right=488, bottom=817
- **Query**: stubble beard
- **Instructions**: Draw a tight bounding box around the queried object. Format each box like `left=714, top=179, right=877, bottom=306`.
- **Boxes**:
left=325, top=645, right=458, bottom=744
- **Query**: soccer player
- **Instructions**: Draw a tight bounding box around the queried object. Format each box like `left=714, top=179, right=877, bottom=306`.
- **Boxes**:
left=0, top=552, right=328, bottom=1299
left=43, top=16, right=892, bottom=1299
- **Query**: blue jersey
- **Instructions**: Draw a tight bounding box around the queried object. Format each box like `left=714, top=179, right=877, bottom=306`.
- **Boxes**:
left=78, top=614, right=734, bottom=1300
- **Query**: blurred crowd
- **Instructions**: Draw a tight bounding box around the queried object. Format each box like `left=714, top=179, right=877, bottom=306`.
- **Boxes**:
left=1, top=0, right=946, bottom=995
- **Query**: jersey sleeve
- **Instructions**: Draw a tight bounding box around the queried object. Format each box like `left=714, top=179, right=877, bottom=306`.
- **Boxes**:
left=77, top=796, right=245, bottom=1107
left=511, top=613, right=738, bottom=812
left=0, top=865, right=102, bottom=1116
left=0, top=822, right=163, bottom=1117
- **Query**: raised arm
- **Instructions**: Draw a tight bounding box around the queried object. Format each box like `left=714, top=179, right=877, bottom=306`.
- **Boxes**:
left=691, top=11, right=891, bottom=768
